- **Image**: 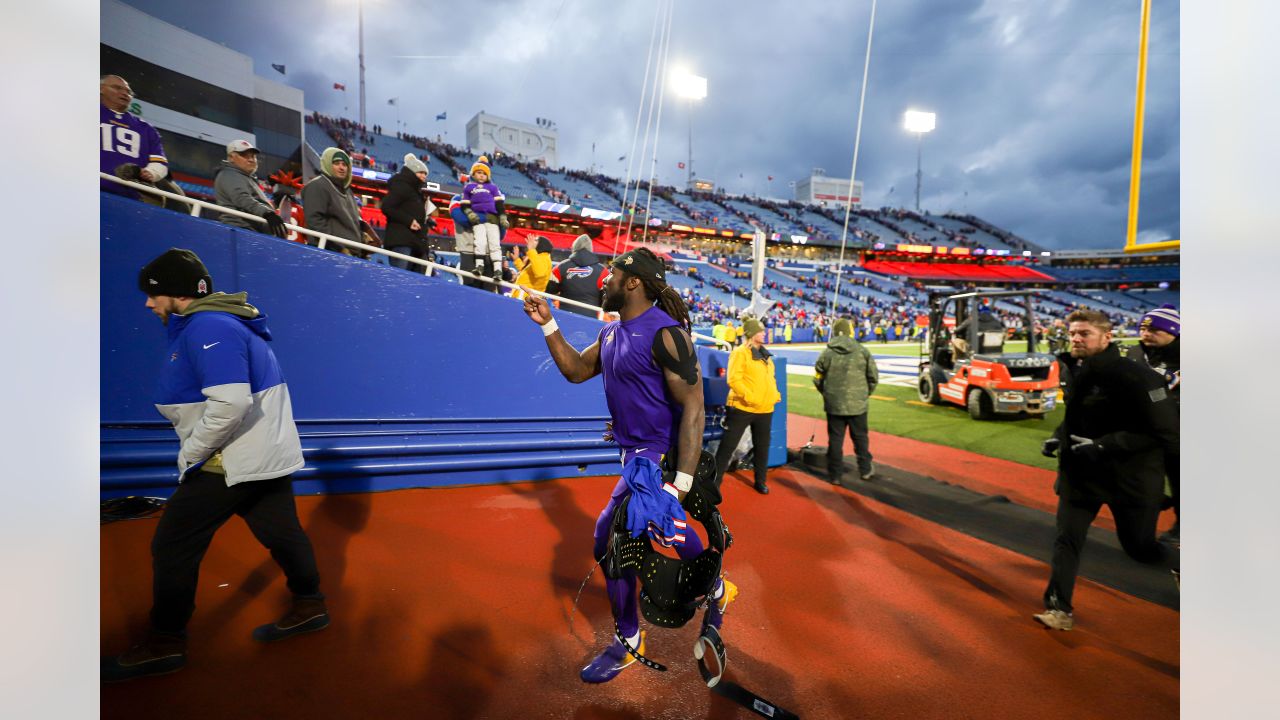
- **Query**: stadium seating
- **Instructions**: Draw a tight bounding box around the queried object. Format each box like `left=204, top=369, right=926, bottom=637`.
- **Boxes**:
left=851, top=212, right=909, bottom=245
left=535, top=169, right=611, bottom=206
left=723, top=199, right=806, bottom=236
left=1125, top=289, right=1180, bottom=308
left=1043, top=265, right=1180, bottom=283
left=671, top=192, right=733, bottom=227
left=930, top=215, right=1016, bottom=251
left=304, top=122, right=341, bottom=160
left=1044, top=290, right=1143, bottom=320
left=294, top=111, right=1174, bottom=328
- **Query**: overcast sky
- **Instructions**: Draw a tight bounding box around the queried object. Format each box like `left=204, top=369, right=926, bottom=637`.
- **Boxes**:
left=112, top=0, right=1179, bottom=250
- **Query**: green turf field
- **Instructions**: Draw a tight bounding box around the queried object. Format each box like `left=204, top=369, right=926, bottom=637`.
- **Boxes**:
left=786, top=376, right=1064, bottom=470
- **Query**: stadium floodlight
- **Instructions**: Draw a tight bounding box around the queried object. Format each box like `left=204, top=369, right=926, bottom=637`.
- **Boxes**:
left=904, top=110, right=936, bottom=212
left=671, top=70, right=708, bottom=189
left=903, top=110, right=936, bottom=133
left=671, top=70, right=708, bottom=100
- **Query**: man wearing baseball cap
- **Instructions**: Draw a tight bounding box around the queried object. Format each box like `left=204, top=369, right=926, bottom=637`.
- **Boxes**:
left=103, top=249, right=328, bottom=682
left=214, top=139, right=288, bottom=238
left=1126, top=304, right=1181, bottom=545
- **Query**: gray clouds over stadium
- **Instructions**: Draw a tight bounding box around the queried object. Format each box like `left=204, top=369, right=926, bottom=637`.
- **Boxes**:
left=115, top=0, right=1178, bottom=250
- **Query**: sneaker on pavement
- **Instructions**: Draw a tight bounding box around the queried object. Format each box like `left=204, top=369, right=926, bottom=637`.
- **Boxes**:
left=580, top=631, right=646, bottom=684
left=702, top=579, right=740, bottom=631
left=101, top=630, right=187, bottom=683
left=252, top=595, right=330, bottom=643
left=1032, top=609, right=1074, bottom=631
left=860, top=462, right=875, bottom=481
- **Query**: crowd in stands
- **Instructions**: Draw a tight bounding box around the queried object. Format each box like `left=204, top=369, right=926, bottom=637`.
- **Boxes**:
left=102, top=80, right=1163, bottom=340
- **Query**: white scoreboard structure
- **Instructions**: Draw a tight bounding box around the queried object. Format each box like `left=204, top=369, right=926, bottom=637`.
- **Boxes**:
left=465, top=112, right=559, bottom=168
left=794, top=172, right=863, bottom=208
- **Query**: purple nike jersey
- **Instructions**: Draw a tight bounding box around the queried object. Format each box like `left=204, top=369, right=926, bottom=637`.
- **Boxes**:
left=461, top=180, right=504, bottom=216
left=100, top=105, right=167, bottom=197
left=599, top=306, right=682, bottom=455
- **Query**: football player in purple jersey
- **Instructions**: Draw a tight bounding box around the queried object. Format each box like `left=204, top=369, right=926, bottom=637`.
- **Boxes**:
left=523, top=247, right=737, bottom=683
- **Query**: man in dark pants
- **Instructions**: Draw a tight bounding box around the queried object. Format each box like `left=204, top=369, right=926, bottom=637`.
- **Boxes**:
left=814, top=318, right=879, bottom=485
left=103, top=249, right=328, bottom=682
left=1125, top=304, right=1180, bottom=545
left=1034, top=309, right=1179, bottom=631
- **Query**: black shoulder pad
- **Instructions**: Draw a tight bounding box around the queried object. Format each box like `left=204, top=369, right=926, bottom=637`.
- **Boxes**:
left=653, top=326, right=699, bottom=385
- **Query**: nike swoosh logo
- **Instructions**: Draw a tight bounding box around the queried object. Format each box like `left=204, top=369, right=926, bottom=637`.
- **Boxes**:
left=203, top=342, right=220, bottom=350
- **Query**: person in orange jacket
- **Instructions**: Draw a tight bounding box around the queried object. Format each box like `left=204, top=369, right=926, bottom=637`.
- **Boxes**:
left=713, top=318, right=782, bottom=494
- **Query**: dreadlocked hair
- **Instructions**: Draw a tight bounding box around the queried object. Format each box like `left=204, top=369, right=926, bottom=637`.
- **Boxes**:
left=630, top=248, right=692, bottom=332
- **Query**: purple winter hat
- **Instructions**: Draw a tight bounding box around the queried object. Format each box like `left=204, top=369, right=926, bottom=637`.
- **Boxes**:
left=1140, top=304, right=1179, bottom=336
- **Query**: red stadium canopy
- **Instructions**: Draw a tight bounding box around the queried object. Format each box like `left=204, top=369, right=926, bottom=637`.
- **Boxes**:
left=863, top=260, right=1054, bottom=282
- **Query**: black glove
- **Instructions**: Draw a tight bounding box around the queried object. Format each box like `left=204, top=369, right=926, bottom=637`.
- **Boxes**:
left=465, top=210, right=481, bottom=225
left=1068, top=435, right=1105, bottom=462
left=263, top=211, right=288, bottom=238
left=1041, top=437, right=1061, bottom=458
left=423, top=217, right=437, bottom=233
left=114, top=163, right=142, bottom=181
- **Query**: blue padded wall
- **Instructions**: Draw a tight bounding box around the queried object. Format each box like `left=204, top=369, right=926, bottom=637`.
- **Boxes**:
left=101, top=195, right=788, bottom=498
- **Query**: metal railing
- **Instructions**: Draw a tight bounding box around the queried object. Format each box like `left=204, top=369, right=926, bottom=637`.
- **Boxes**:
left=102, top=171, right=730, bottom=349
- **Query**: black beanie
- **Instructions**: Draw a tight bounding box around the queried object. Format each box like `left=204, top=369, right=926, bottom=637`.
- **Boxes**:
left=138, top=248, right=213, bottom=297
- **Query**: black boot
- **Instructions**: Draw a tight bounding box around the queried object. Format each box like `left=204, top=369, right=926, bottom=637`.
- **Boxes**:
left=252, top=595, right=330, bottom=643
left=101, top=630, right=187, bottom=683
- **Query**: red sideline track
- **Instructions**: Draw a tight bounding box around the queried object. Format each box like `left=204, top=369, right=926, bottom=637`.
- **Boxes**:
left=102, top=442, right=1177, bottom=718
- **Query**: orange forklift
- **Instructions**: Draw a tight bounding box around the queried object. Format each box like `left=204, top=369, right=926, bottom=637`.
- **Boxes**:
left=917, top=290, right=1060, bottom=420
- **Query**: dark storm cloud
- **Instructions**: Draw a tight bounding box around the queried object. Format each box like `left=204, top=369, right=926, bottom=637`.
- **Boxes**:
left=114, top=0, right=1178, bottom=249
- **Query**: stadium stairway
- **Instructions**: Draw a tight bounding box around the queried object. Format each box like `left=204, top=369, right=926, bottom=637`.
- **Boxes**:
left=100, top=194, right=792, bottom=499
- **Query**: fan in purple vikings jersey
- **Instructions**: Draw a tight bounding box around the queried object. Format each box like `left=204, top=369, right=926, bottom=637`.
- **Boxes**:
left=100, top=75, right=168, bottom=200
left=522, top=247, right=738, bottom=684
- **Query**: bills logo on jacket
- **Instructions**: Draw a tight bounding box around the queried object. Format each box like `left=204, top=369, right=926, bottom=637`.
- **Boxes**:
left=567, top=267, right=594, bottom=278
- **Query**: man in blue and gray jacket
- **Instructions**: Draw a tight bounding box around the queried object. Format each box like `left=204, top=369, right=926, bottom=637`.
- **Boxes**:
left=102, top=248, right=328, bottom=682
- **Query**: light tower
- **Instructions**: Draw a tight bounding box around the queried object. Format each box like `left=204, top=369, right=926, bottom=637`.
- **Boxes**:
left=358, top=0, right=367, bottom=128
left=671, top=70, right=707, bottom=189
left=903, top=110, right=936, bottom=211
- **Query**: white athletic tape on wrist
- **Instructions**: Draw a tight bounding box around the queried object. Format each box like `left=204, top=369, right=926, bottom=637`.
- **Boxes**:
left=673, top=471, right=694, bottom=493
left=541, top=318, right=559, bottom=337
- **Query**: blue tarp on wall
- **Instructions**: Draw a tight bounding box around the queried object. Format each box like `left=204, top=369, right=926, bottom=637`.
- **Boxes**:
left=101, top=195, right=788, bottom=497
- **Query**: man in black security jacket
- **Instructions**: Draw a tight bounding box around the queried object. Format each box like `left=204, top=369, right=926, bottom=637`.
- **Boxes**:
left=1034, top=309, right=1179, bottom=631
left=1126, top=304, right=1181, bottom=545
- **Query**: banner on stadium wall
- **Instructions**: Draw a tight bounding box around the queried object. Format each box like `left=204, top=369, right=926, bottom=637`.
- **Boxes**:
left=580, top=207, right=623, bottom=221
